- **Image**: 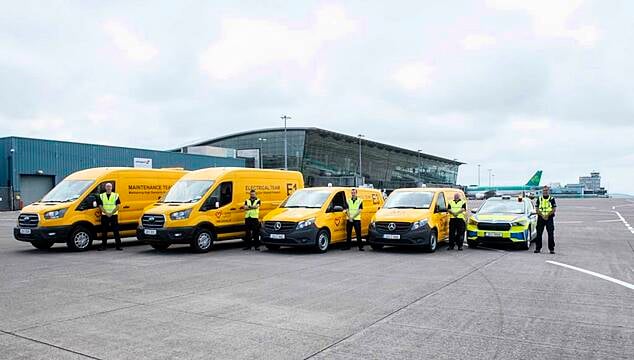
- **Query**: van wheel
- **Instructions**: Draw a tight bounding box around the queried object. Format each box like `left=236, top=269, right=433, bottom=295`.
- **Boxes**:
left=423, top=230, right=437, bottom=253
left=150, top=243, right=170, bottom=251
left=467, top=240, right=478, bottom=248
left=371, top=244, right=384, bottom=251
left=315, top=230, right=330, bottom=253
left=265, top=244, right=280, bottom=251
left=191, top=229, right=214, bottom=253
left=31, top=240, right=55, bottom=250
left=67, top=226, right=93, bottom=251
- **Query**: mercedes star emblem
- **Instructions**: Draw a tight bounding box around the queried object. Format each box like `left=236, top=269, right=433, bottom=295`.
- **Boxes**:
left=274, top=222, right=282, bottom=231
left=388, top=222, right=396, bottom=231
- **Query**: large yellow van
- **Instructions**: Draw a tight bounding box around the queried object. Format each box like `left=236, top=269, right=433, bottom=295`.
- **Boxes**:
left=137, top=168, right=304, bottom=252
left=14, top=167, right=187, bottom=251
left=260, top=187, right=384, bottom=253
left=368, top=188, right=466, bottom=252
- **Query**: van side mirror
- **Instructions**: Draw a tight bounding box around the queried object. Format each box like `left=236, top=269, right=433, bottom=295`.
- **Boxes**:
left=470, top=208, right=478, bottom=214
left=201, top=196, right=219, bottom=211
left=215, top=201, right=220, bottom=209
left=333, top=205, right=344, bottom=212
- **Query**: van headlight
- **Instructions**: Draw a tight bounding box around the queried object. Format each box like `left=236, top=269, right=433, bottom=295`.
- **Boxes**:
left=297, top=218, right=316, bottom=230
left=411, top=219, right=428, bottom=231
left=170, top=209, right=192, bottom=220
left=370, top=221, right=376, bottom=229
left=511, top=219, right=528, bottom=227
left=44, top=208, right=67, bottom=219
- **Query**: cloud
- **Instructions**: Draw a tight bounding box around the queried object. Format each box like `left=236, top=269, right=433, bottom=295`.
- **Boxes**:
left=462, top=34, right=497, bottom=50
left=199, top=4, right=356, bottom=80
left=392, top=61, right=434, bottom=91
left=486, top=0, right=599, bottom=47
left=103, top=20, right=158, bottom=62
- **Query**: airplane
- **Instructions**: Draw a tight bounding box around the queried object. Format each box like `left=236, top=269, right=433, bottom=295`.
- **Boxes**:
left=465, top=170, right=543, bottom=200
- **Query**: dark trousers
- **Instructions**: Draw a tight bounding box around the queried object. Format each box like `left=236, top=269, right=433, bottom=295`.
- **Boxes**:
left=535, top=216, right=555, bottom=251
left=449, top=218, right=465, bottom=249
left=245, top=217, right=260, bottom=248
left=101, top=215, right=121, bottom=248
left=346, top=220, right=363, bottom=249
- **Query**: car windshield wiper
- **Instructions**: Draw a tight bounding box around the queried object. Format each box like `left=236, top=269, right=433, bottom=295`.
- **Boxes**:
left=388, top=206, right=417, bottom=209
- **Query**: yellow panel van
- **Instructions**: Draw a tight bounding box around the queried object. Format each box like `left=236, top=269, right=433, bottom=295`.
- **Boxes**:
left=14, top=167, right=187, bottom=251
left=260, top=187, right=384, bottom=253
left=368, top=188, right=466, bottom=252
left=137, top=168, right=304, bottom=252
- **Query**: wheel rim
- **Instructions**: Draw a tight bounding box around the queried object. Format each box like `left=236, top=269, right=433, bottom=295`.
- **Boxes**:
left=430, top=233, right=437, bottom=250
left=198, top=233, right=211, bottom=249
left=74, top=232, right=90, bottom=249
left=318, top=233, right=329, bottom=250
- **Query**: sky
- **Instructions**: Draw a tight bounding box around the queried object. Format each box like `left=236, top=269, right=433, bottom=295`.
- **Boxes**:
left=1, top=0, right=632, bottom=193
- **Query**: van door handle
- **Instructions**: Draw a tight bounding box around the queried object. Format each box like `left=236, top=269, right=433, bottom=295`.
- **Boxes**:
left=230, top=208, right=237, bottom=210
left=123, top=206, right=130, bottom=209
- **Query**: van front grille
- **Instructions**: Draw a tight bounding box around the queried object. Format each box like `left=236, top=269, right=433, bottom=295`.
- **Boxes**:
left=18, top=213, right=39, bottom=228
left=142, top=214, right=165, bottom=228
left=264, top=221, right=297, bottom=234
left=375, top=222, right=412, bottom=234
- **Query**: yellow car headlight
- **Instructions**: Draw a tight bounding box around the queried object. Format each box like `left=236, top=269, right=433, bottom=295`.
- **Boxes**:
left=511, top=220, right=528, bottom=227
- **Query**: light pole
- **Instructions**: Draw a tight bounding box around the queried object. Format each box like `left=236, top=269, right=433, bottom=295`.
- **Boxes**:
left=488, top=168, right=492, bottom=187
left=358, top=134, right=365, bottom=186
left=477, top=164, right=481, bottom=186
left=257, top=138, right=267, bottom=169
left=281, top=115, right=291, bottom=170
left=492, top=174, right=495, bottom=187
left=417, top=150, right=422, bottom=179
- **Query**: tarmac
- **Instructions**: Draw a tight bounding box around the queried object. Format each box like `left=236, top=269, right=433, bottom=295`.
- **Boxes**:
left=1, top=198, right=632, bottom=359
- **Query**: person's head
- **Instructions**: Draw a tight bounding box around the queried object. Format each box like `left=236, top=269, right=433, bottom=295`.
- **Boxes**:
left=542, top=186, right=550, bottom=197
left=105, top=183, right=113, bottom=193
left=453, top=193, right=461, bottom=201
left=250, top=189, right=257, bottom=199
left=351, top=188, right=357, bottom=198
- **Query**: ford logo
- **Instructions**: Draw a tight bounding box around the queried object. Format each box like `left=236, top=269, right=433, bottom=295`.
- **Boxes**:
left=274, top=222, right=282, bottom=231
left=388, top=222, right=396, bottom=231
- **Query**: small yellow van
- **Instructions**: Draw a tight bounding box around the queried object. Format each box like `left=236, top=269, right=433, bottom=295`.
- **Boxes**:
left=260, top=187, right=384, bottom=253
left=368, top=188, right=466, bottom=252
left=14, top=167, right=187, bottom=251
left=137, top=167, right=304, bottom=252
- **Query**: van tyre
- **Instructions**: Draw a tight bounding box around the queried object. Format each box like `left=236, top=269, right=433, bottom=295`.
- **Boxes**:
left=370, top=244, right=384, bottom=251
left=31, top=240, right=55, bottom=250
left=315, top=229, right=330, bottom=253
left=67, top=226, right=93, bottom=251
left=423, top=230, right=437, bottom=253
left=150, top=243, right=171, bottom=251
left=191, top=229, right=214, bottom=253
left=265, top=244, right=280, bottom=251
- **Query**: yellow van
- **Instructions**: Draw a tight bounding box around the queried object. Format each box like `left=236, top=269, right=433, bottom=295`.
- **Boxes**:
left=260, top=187, right=384, bottom=253
left=14, top=167, right=187, bottom=251
left=368, top=188, right=466, bottom=252
left=137, top=167, right=304, bottom=252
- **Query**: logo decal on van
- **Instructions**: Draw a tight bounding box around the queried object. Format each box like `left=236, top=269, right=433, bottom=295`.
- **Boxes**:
left=215, top=211, right=222, bottom=219
left=335, top=217, right=341, bottom=227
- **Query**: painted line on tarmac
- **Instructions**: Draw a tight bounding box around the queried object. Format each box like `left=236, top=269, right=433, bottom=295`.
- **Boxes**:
left=614, top=211, right=634, bottom=235
left=596, top=219, right=622, bottom=223
left=556, top=221, right=583, bottom=224
left=546, top=261, right=634, bottom=290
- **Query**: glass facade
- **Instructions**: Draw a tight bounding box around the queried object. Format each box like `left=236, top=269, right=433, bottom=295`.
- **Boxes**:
left=193, top=128, right=460, bottom=190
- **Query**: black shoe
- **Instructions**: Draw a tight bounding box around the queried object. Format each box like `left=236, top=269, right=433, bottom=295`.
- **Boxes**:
left=116, top=248, right=123, bottom=251
left=254, top=247, right=260, bottom=251
left=549, top=250, right=555, bottom=254
left=534, top=250, right=541, bottom=253
left=458, top=247, right=463, bottom=251
left=358, top=248, right=364, bottom=251
left=242, top=247, right=251, bottom=251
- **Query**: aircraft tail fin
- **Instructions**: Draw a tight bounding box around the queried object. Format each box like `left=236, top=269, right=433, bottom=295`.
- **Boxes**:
left=526, top=170, right=543, bottom=187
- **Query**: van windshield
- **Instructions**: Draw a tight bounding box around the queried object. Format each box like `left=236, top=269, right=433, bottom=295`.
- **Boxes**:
left=282, top=190, right=331, bottom=209
left=384, top=191, right=433, bottom=209
left=478, top=200, right=524, bottom=214
left=41, top=180, right=95, bottom=203
left=162, top=180, right=215, bottom=203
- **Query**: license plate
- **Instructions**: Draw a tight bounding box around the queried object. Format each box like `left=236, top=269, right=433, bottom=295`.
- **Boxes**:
left=383, top=234, right=400, bottom=240
left=270, top=234, right=285, bottom=239
left=19, top=228, right=32, bottom=235
left=144, top=229, right=157, bottom=235
left=485, top=232, right=502, bottom=237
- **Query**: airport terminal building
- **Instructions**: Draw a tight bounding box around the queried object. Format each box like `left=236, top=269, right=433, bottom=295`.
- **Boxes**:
left=180, top=128, right=462, bottom=189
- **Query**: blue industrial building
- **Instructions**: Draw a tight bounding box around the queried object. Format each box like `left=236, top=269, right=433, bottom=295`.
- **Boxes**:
left=0, top=136, right=244, bottom=210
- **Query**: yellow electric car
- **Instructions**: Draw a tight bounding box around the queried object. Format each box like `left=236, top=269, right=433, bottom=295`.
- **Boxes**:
left=467, top=196, right=537, bottom=250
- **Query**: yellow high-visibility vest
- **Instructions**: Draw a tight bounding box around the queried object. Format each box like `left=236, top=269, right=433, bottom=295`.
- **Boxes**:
left=100, top=192, right=119, bottom=215
left=539, top=196, right=553, bottom=216
left=245, top=198, right=260, bottom=219
left=448, top=199, right=466, bottom=220
left=347, top=198, right=362, bottom=221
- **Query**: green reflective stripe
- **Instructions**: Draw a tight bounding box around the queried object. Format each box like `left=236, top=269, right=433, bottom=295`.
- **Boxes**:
left=100, top=192, right=119, bottom=215
left=449, top=199, right=466, bottom=220
left=539, top=197, right=553, bottom=215
left=347, top=198, right=362, bottom=221
left=245, top=199, right=260, bottom=219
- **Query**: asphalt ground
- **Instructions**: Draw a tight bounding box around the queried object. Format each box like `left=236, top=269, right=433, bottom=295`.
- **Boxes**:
left=1, top=198, right=632, bottom=359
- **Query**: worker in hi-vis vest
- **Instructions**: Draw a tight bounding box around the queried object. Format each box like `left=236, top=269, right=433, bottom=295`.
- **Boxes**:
left=96, top=182, right=122, bottom=251
left=344, top=188, right=364, bottom=251
left=447, top=193, right=467, bottom=251
left=242, top=189, right=261, bottom=251
left=535, top=185, right=557, bottom=254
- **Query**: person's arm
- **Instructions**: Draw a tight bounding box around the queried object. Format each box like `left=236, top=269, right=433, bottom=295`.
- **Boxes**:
left=241, top=200, right=248, bottom=211
left=551, top=198, right=557, bottom=215
left=111, top=196, right=120, bottom=216
left=459, top=202, right=467, bottom=215
left=96, top=196, right=106, bottom=215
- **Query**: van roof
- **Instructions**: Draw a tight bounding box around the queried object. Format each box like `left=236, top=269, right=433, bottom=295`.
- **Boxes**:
left=392, top=187, right=464, bottom=193
left=67, top=167, right=186, bottom=180
left=298, top=186, right=381, bottom=193
left=182, top=167, right=303, bottom=180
